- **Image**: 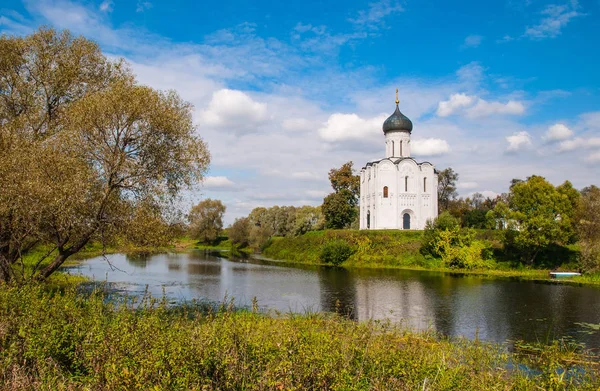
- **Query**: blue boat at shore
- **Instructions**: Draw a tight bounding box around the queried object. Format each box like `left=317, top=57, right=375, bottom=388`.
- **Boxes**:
left=550, top=272, right=581, bottom=278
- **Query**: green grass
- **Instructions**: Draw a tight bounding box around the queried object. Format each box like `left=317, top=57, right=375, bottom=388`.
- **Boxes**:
left=261, top=230, right=595, bottom=285
left=1, top=283, right=598, bottom=390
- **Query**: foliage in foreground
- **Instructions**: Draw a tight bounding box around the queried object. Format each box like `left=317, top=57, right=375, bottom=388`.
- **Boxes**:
left=1, top=284, right=598, bottom=390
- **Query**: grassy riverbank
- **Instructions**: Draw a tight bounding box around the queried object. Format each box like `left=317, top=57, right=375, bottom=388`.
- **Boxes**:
left=1, top=283, right=598, bottom=390
left=261, top=230, right=599, bottom=284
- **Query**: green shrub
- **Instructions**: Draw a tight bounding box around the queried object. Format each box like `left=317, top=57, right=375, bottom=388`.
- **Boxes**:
left=442, top=240, right=490, bottom=270
left=420, top=212, right=460, bottom=257
left=421, top=215, right=492, bottom=270
left=320, top=240, right=354, bottom=265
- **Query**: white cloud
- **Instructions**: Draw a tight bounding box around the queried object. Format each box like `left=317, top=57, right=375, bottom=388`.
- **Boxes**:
left=411, top=138, right=450, bottom=157
left=462, top=35, right=483, bottom=49
left=99, top=0, right=113, bottom=12
left=456, top=62, right=485, bottom=84
left=579, top=112, right=600, bottom=130
left=282, top=118, right=314, bottom=132
left=524, top=1, right=583, bottom=40
left=497, top=35, right=514, bottom=43
left=318, top=113, right=386, bottom=142
left=305, top=190, right=328, bottom=199
left=202, top=176, right=236, bottom=189
left=437, top=93, right=476, bottom=117
left=506, top=131, right=532, bottom=152
left=437, top=94, right=525, bottom=118
left=585, top=151, right=600, bottom=163
left=544, top=123, right=573, bottom=141
left=458, top=182, right=479, bottom=189
left=558, top=137, right=600, bottom=152
left=136, top=1, right=152, bottom=12
left=204, top=176, right=234, bottom=187
left=0, top=14, right=33, bottom=35
left=292, top=171, right=322, bottom=180
left=349, top=0, right=404, bottom=30
left=467, top=99, right=525, bottom=118
left=199, top=89, right=269, bottom=130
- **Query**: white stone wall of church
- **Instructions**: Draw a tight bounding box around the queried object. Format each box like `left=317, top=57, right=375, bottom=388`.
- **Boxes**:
left=359, top=161, right=438, bottom=230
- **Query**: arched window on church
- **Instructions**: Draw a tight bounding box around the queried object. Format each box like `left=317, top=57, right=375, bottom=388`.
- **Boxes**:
left=400, top=141, right=403, bottom=156
left=391, top=141, right=395, bottom=156
left=423, top=177, right=427, bottom=192
left=405, top=176, right=408, bottom=192
left=383, top=186, right=388, bottom=198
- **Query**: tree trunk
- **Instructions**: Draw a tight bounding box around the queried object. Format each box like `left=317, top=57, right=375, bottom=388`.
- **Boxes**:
left=0, top=254, right=12, bottom=283
left=529, top=248, right=540, bottom=265
left=36, top=237, right=91, bottom=281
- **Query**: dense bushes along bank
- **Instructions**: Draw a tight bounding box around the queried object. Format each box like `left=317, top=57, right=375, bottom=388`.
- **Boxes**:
left=1, top=284, right=598, bottom=390
left=262, top=230, right=426, bottom=268
left=260, top=229, right=593, bottom=282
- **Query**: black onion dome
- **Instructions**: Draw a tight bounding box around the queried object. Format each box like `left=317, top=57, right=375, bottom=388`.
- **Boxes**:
left=382, top=104, right=413, bottom=133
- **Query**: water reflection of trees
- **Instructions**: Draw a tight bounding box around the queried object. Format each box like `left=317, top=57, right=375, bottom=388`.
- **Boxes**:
left=125, top=253, right=151, bottom=268
left=346, top=269, right=600, bottom=346
left=318, top=267, right=358, bottom=320
left=115, top=251, right=600, bottom=346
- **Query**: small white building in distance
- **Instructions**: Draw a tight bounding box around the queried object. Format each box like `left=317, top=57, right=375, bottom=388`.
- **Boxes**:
left=360, top=91, right=439, bottom=230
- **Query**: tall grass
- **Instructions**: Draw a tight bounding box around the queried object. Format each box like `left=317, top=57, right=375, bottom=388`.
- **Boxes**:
left=1, top=284, right=598, bottom=390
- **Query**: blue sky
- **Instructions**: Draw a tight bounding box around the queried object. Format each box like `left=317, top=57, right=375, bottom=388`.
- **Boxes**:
left=2, top=0, right=600, bottom=223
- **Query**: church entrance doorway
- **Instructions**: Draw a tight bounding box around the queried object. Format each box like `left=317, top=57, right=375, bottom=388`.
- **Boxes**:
left=403, top=213, right=410, bottom=229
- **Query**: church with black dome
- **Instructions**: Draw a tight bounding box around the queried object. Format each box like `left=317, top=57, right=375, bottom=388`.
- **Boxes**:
left=359, top=91, right=439, bottom=230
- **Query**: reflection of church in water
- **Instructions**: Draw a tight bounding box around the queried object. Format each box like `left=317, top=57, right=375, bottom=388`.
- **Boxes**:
left=360, top=91, right=438, bottom=230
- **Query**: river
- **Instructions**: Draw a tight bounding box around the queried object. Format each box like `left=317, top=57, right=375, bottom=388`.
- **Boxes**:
left=65, top=250, right=600, bottom=348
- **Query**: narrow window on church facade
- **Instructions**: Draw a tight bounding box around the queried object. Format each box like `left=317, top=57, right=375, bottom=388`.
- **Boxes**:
left=383, top=186, right=388, bottom=198
left=400, top=141, right=403, bottom=156
left=391, top=141, right=395, bottom=156
left=423, top=177, right=427, bottom=192
left=405, top=176, right=408, bottom=192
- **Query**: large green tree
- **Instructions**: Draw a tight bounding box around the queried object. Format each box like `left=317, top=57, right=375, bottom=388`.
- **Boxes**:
left=188, top=199, right=226, bottom=244
left=437, top=168, right=459, bottom=213
left=322, top=162, right=360, bottom=229
left=0, top=28, right=210, bottom=283
left=229, top=217, right=251, bottom=247
left=576, top=185, right=600, bottom=272
left=504, top=176, right=579, bottom=264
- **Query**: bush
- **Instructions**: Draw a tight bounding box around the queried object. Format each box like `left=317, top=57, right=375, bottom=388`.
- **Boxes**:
left=320, top=240, right=354, bottom=265
left=442, top=240, right=490, bottom=270
left=436, top=211, right=460, bottom=230
left=421, top=214, right=491, bottom=270
left=579, top=241, right=600, bottom=273
left=420, top=212, right=460, bottom=257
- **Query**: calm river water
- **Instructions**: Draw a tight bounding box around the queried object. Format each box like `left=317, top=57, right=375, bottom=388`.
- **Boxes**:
left=66, top=250, right=600, bottom=347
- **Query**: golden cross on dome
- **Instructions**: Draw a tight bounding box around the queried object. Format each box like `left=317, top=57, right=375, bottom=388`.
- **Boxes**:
left=395, top=88, right=399, bottom=105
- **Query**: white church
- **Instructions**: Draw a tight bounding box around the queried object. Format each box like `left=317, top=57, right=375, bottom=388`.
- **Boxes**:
left=359, top=92, right=439, bottom=230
